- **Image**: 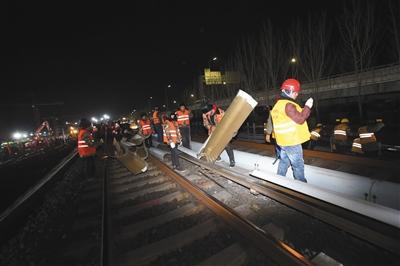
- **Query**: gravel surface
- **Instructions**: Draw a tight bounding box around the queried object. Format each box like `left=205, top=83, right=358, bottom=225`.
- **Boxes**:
left=0, top=159, right=86, bottom=265
left=149, top=226, right=236, bottom=266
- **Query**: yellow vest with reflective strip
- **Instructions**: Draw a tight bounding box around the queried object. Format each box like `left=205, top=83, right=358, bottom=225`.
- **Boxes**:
left=271, top=99, right=310, bottom=146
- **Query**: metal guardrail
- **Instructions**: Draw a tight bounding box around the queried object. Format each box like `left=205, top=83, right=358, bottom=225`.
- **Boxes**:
left=0, top=149, right=78, bottom=243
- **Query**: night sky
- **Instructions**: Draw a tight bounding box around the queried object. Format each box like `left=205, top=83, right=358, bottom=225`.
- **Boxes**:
left=1, top=0, right=346, bottom=138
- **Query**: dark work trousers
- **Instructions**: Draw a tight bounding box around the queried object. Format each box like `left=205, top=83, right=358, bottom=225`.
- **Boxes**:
left=170, top=145, right=181, bottom=169
left=225, top=143, right=235, bottom=164
left=154, top=124, right=163, bottom=143
left=179, top=125, right=191, bottom=149
left=144, top=135, right=152, bottom=148
left=82, top=156, right=95, bottom=178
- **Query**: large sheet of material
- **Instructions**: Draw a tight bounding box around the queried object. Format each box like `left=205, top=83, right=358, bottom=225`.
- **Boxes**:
left=114, top=135, right=148, bottom=175
left=184, top=141, right=400, bottom=227
left=199, top=90, right=258, bottom=162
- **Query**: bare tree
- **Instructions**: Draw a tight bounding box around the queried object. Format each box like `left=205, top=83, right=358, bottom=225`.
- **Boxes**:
left=233, top=36, right=258, bottom=94
left=257, top=21, right=292, bottom=106
left=339, top=0, right=379, bottom=119
left=289, top=14, right=332, bottom=120
left=389, top=0, right=400, bottom=63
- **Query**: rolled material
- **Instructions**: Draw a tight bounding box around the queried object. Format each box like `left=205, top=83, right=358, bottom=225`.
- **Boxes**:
left=118, top=153, right=148, bottom=175
left=199, top=90, right=258, bottom=162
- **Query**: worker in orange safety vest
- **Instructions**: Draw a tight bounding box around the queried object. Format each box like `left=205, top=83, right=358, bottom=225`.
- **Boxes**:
left=202, top=103, right=235, bottom=167
left=175, top=103, right=191, bottom=149
left=152, top=106, right=163, bottom=143
left=78, top=118, right=97, bottom=177
left=139, top=113, right=153, bottom=147
left=163, top=112, right=183, bottom=171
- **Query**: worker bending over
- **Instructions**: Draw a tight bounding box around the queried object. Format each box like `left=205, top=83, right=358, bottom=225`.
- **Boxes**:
left=202, top=104, right=235, bottom=167
left=271, top=79, right=313, bottom=183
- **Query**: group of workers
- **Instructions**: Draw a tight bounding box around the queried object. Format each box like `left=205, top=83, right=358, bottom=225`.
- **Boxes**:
left=77, top=78, right=385, bottom=185
left=307, top=118, right=385, bottom=155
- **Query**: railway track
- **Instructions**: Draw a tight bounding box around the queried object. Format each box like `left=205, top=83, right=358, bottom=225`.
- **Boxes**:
left=1, top=142, right=399, bottom=265
left=104, top=157, right=308, bottom=265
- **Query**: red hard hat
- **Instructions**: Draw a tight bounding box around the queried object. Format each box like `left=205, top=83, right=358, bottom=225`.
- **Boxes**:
left=281, top=79, right=301, bottom=92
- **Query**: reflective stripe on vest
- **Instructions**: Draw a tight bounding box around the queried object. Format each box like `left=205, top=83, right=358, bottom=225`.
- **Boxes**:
left=271, top=100, right=310, bottom=146
left=311, top=131, right=321, bottom=138
left=360, top=133, right=374, bottom=138
left=353, top=142, right=362, bottom=148
left=334, top=130, right=347, bottom=136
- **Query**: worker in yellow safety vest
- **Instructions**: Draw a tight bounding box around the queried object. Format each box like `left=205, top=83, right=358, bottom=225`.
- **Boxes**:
left=271, top=79, right=312, bottom=183
left=308, top=123, right=323, bottom=150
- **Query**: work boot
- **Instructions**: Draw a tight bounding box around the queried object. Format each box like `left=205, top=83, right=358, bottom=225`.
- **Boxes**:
left=176, top=167, right=185, bottom=172
left=229, top=161, right=235, bottom=167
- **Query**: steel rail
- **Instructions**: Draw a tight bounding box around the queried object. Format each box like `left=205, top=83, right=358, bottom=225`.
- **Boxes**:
left=178, top=152, right=400, bottom=256
left=0, top=149, right=78, bottom=243
left=149, top=155, right=312, bottom=266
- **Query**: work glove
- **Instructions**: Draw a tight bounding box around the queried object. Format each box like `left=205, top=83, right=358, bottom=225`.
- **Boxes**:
left=265, top=134, right=271, bottom=143
left=305, top=97, right=314, bottom=109
left=170, top=142, right=175, bottom=149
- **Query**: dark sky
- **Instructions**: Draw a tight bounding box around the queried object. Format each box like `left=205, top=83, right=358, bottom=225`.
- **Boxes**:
left=0, top=0, right=344, bottom=138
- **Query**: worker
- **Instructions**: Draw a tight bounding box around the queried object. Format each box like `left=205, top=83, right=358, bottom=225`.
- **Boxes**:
left=202, top=104, right=235, bottom=167
left=163, top=112, right=183, bottom=171
left=265, top=107, right=281, bottom=163
left=78, top=118, right=97, bottom=177
left=152, top=106, right=163, bottom=143
left=308, top=123, right=323, bottom=150
left=175, top=103, right=191, bottom=148
left=139, top=113, right=153, bottom=147
left=332, top=118, right=352, bottom=152
left=271, top=79, right=312, bottom=183
left=358, top=119, right=384, bottom=155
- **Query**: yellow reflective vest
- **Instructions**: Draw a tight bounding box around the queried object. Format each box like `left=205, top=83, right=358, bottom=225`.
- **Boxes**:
left=271, top=99, right=310, bottom=146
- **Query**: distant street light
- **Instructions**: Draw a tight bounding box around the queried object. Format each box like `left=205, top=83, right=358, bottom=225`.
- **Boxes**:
left=91, top=117, right=98, bottom=123
left=223, top=81, right=227, bottom=85
left=212, top=57, right=218, bottom=61
left=149, top=96, right=153, bottom=100
left=290, top=57, right=297, bottom=63
left=103, top=114, right=110, bottom=120
left=12, top=132, right=22, bottom=140
left=167, top=84, right=172, bottom=88
left=173, top=100, right=177, bottom=104
left=190, top=94, right=194, bottom=98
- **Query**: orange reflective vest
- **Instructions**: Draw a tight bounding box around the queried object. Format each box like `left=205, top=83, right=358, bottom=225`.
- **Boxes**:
left=152, top=111, right=161, bottom=125
left=78, top=129, right=96, bottom=157
left=163, top=120, right=181, bottom=144
left=176, top=110, right=190, bottom=126
left=203, top=108, right=224, bottom=135
left=139, top=119, right=153, bottom=136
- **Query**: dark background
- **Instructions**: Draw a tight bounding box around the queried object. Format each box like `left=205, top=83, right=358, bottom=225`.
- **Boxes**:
left=0, top=0, right=378, bottom=138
